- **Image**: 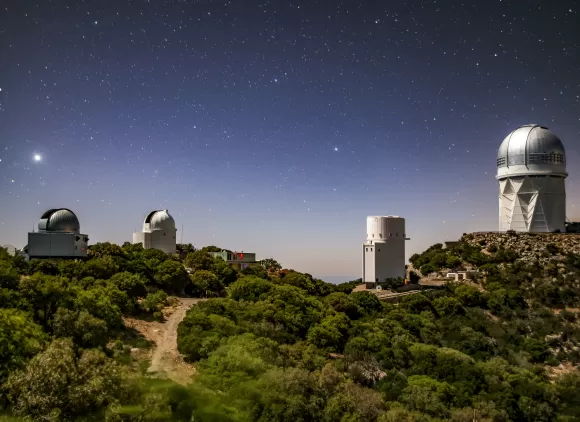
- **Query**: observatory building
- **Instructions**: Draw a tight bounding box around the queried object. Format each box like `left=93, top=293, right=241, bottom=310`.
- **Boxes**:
left=132, top=210, right=177, bottom=254
left=25, top=208, right=88, bottom=260
left=497, top=124, right=567, bottom=232
left=362, top=216, right=409, bottom=288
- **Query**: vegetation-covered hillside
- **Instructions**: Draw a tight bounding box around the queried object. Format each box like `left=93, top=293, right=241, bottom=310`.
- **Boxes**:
left=3, top=236, right=580, bottom=421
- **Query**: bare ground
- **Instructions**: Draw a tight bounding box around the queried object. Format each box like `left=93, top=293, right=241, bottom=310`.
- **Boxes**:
left=124, top=298, right=202, bottom=385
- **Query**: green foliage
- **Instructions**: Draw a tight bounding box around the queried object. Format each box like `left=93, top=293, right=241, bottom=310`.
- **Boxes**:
left=350, top=291, right=382, bottom=316
left=258, top=258, right=282, bottom=272
left=400, top=375, right=454, bottom=418
left=141, top=290, right=168, bottom=313
left=5, top=240, right=580, bottom=421
left=52, top=308, right=108, bottom=348
left=325, top=292, right=362, bottom=320
left=239, top=262, right=270, bottom=279
left=333, top=279, right=361, bottom=294
left=307, top=312, right=351, bottom=351
left=0, top=309, right=45, bottom=382
left=4, top=339, right=136, bottom=420
left=109, top=271, right=148, bottom=298
left=228, top=275, right=273, bottom=301
left=154, top=260, right=190, bottom=293
left=190, top=270, right=224, bottom=297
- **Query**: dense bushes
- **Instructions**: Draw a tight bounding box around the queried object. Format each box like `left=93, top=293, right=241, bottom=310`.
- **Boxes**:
left=173, top=243, right=580, bottom=421
left=4, top=240, right=580, bottom=421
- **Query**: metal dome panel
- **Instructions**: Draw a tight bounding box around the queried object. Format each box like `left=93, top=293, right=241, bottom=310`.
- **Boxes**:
left=143, top=210, right=176, bottom=232
left=40, top=208, right=81, bottom=233
left=497, top=124, right=566, bottom=168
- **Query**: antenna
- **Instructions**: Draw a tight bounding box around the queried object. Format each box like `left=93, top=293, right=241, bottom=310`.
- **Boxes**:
left=180, top=224, right=184, bottom=243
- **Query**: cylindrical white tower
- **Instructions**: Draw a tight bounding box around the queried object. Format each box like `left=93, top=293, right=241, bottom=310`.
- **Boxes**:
left=366, top=216, right=406, bottom=241
left=496, top=124, right=567, bottom=232
left=362, top=216, right=407, bottom=286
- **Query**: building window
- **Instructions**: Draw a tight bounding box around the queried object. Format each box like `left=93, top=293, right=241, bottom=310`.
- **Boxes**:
left=378, top=249, right=380, bottom=252
left=375, top=278, right=378, bottom=282
left=371, top=248, right=373, bottom=251
left=389, top=233, right=392, bottom=236
left=365, top=248, right=368, bottom=252
left=379, top=233, right=383, bottom=238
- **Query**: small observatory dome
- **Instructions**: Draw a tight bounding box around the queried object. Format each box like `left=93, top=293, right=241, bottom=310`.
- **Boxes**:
left=38, top=208, right=81, bottom=233
left=143, top=210, right=176, bottom=232
left=496, top=124, right=567, bottom=179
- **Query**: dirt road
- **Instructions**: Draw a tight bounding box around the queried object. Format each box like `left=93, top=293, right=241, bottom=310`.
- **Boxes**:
left=135, top=297, right=201, bottom=384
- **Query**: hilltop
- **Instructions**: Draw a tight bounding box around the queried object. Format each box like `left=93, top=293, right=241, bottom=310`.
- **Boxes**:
left=462, top=232, right=580, bottom=265
left=3, top=238, right=580, bottom=421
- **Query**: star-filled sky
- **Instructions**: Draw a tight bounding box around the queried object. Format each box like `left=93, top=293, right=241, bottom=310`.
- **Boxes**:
left=1, top=0, right=579, bottom=281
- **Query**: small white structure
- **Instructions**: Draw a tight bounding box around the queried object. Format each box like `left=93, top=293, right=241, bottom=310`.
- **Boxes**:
left=362, top=216, right=409, bottom=287
left=132, top=210, right=177, bottom=254
left=497, top=124, right=567, bottom=232
left=25, top=208, right=89, bottom=260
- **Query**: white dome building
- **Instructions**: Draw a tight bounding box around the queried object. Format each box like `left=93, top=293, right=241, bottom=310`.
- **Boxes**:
left=497, top=124, right=567, bottom=232
left=132, top=210, right=177, bottom=254
left=25, top=208, right=89, bottom=260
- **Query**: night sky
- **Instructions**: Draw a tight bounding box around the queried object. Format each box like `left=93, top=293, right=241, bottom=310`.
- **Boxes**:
left=1, top=0, right=579, bottom=281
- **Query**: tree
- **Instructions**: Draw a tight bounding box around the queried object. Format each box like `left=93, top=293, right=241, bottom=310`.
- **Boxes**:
left=433, top=297, right=464, bottom=317
left=18, top=273, right=70, bottom=328
left=0, top=261, right=20, bottom=289
left=228, top=276, right=273, bottom=301
left=190, top=270, right=223, bottom=297
left=176, top=243, right=196, bottom=256
left=240, top=263, right=270, bottom=280
left=259, top=258, right=282, bottom=273
left=350, top=291, right=382, bottom=316
left=400, top=294, right=435, bottom=314
left=80, top=256, right=120, bottom=279
left=52, top=308, right=108, bottom=348
left=109, top=271, right=148, bottom=298
left=5, top=339, right=135, bottom=420
left=307, top=313, right=351, bottom=351
left=28, top=260, right=59, bottom=276
left=88, top=242, right=126, bottom=258
left=154, top=260, right=190, bottom=293
left=325, top=292, right=362, bottom=320
left=0, top=309, right=45, bottom=382
left=185, top=250, right=216, bottom=272
left=400, top=375, right=453, bottom=418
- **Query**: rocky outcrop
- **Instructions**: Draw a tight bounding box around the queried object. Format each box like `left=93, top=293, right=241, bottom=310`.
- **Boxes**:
left=461, top=232, right=580, bottom=266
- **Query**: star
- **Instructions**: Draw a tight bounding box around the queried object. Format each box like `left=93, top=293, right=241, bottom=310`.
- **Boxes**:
left=33, top=153, right=42, bottom=162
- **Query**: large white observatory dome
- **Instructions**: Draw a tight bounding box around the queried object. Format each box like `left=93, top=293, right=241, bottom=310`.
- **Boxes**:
left=496, top=124, right=567, bottom=179
left=38, top=208, right=81, bottom=233
left=496, top=124, right=567, bottom=233
left=143, top=210, right=176, bottom=232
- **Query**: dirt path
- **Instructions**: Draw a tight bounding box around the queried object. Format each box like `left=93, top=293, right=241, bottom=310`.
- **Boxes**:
left=125, top=298, right=202, bottom=385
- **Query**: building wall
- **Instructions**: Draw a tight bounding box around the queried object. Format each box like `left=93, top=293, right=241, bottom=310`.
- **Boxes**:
left=363, top=216, right=407, bottom=285
left=363, top=244, right=376, bottom=282
left=133, top=230, right=176, bottom=253
left=499, top=175, right=566, bottom=232
left=27, top=232, right=88, bottom=259
left=150, top=230, right=176, bottom=254
left=133, top=232, right=153, bottom=249
left=209, top=250, right=257, bottom=270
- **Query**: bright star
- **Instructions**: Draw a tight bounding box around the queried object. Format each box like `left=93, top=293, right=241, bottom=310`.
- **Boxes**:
left=334, top=147, right=338, bottom=151
left=33, top=153, right=42, bottom=162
